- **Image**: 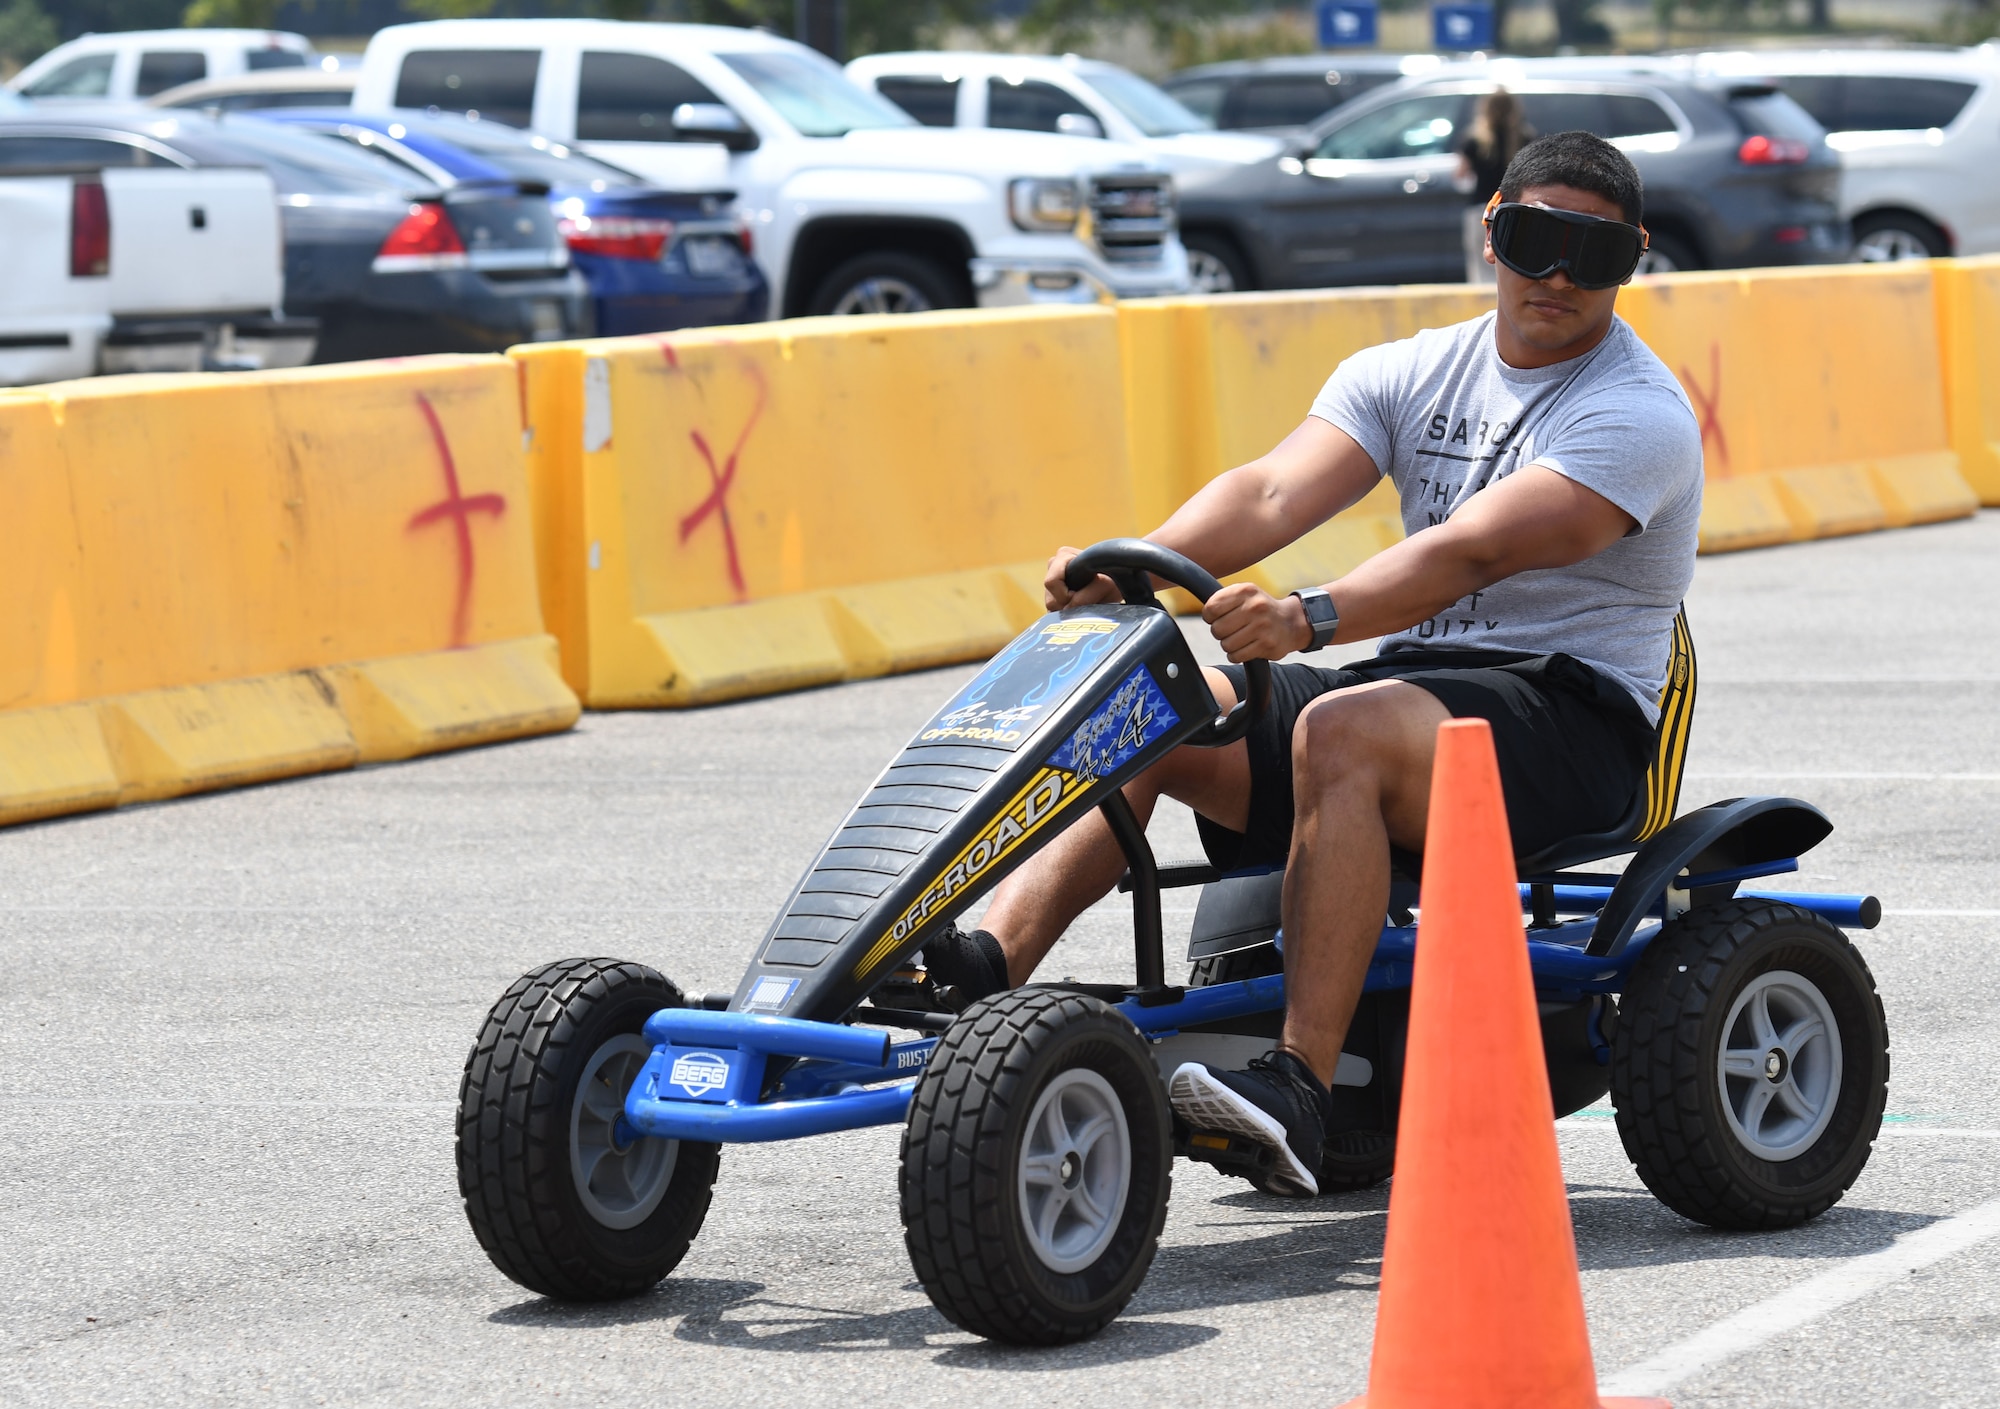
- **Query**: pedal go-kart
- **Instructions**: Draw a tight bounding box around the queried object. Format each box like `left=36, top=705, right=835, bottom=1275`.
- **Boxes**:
left=456, top=540, right=1890, bottom=1344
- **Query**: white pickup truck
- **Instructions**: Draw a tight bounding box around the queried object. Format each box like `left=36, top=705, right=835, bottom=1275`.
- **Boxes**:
left=351, top=19, right=1191, bottom=317
left=0, top=120, right=314, bottom=386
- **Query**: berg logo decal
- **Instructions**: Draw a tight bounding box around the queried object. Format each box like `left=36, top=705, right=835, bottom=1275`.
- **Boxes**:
left=1039, top=618, right=1120, bottom=645
left=668, top=1051, right=730, bottom=1098
left=1046, top=665, right=1179, bottom=785
left=851, top=765, right=1080, bottom=981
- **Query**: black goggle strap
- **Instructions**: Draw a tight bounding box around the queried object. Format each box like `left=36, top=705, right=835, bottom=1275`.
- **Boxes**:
left=1482, top=195, right=1649, bottom=280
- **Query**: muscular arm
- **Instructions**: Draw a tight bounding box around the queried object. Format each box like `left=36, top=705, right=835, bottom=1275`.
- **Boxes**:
left=1205, top=453, right=1639, bottom=663
left=1046, top=417, right=1380, bottom=607
left=1148, top=417, right=1384, bottom=578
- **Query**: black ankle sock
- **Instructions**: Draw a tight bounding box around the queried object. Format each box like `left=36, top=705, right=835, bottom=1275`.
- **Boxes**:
left=922, top=926, right=1010, bottom=1000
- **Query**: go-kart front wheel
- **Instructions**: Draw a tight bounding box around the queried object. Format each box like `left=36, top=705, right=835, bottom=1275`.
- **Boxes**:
left=456, top=957, right=720, bottom=1300
left=901, top=989, right=1172, bottom=1345
left=1611, top=900, right=1888, bottom=1230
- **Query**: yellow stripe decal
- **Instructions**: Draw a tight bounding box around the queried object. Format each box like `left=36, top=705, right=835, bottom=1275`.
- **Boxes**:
left=850, top=764, right=1084, bottom=982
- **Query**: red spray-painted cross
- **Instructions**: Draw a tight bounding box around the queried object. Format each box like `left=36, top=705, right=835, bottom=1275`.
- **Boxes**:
left=407, top=393, right=506, bottom=648
left=1680, top=343, right=1730, bottom=472
left=667, top=341, right=767, bottom=603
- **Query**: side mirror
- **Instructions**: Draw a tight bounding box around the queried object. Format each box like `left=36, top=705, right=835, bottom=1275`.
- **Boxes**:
left=671, top=101, right=756, bottom=150
left=1054, top=111, right=1105, bottom=140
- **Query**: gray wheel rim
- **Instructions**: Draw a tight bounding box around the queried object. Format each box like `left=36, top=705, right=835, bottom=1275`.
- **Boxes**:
left=1017, top=1067, right=1131, bottom=1274
left=1717, top=969, right=1844, bottom=1161
left=1635, top=248, right=1680, bottom=275
left=569, top=1033, right=678, bottom=1229
left=1855, top=228, right=1931, bottom=262
left=830, top=276, right=932, bottom=315
left=1186, top=248, right=1238, bottom=294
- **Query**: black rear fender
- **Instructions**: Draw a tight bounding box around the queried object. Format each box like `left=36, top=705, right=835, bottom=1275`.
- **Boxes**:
left=1588, top=796, right=1832, bottom=957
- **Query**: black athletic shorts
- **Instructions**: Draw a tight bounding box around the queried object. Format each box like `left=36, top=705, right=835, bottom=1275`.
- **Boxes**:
left=1198, top=648, right=1657, bottom=872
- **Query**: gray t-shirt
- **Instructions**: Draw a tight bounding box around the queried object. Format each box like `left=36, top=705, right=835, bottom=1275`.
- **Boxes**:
left=1309, top=311, right=1703, bottom=723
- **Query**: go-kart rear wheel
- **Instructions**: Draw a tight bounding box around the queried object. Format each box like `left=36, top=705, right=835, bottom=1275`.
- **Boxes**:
left=900, top=988, right=1172, bottom=1345
left=1611, top=900, right=1888, bottom=1230
left=456, top=957, right=721, bottom=1300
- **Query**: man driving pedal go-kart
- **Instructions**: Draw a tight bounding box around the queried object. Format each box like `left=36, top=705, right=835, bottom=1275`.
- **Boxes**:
left=924, top=131, right=1702, bottom=1197
left=457, top=132, right=1889, bottom=1347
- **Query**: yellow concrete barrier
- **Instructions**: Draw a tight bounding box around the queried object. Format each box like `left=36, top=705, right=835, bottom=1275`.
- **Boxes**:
left=1120, top=286, right=1494, bottom=599
left=1619, top=263, right=1977, bottom=552
left=513, top=307, right=1139, bottom=708
left=1934, top=255, right=2000, bottom=506
left=0, top=357, right=577, bottom=827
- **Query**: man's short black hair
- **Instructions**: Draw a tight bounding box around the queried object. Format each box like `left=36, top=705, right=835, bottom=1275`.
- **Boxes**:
left=1499, top=130, right=1644, bottom=226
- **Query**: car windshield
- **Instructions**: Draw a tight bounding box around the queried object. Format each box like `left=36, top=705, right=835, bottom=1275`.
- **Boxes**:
left=395, top=115, right=641, bottom=185
left=1085, top=66, right=1212, bottom=136
left=167, top=117, right=428, bottom=194
left=718, top=49, right=912, bottom=136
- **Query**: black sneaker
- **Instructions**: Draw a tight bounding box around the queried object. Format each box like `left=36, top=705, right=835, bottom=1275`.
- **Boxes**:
left=1169, top=1049, right=1329, bottom=1197
left=919, top=924, right=1010, bottom=1006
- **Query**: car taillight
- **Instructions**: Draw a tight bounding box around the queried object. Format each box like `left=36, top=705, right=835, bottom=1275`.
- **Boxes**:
left=737, top=222, right=754, bottom=256
left=372, top=201, right=468, bottom=272
left=558, top=214, right=673, bottom=261
left=70, top=180, right=109, bottom=278
left=1738, top=135, right=1810, bottom=165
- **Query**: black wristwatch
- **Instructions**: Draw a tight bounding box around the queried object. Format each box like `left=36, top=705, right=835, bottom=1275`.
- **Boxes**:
left=1291, top=587, right=1339, bottom=653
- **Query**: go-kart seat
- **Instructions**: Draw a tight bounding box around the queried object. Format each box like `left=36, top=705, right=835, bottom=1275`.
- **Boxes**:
left=1512, top=608, right=1698, bottom=876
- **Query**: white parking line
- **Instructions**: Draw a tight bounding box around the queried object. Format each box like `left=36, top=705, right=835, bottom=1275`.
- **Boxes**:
left=1598, top=1194, right=2000, bottom=1397
left=1684, top=772, right=2000, bottom=782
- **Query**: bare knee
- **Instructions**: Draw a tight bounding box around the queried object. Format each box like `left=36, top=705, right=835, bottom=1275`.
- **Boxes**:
left=1291, top=682, right=1444, bottom=801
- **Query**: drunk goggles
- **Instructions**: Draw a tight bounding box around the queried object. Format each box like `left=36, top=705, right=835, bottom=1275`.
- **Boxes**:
left=1482, top=193, right=1649, bottom=290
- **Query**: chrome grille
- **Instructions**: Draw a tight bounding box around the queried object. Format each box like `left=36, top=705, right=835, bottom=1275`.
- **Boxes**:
left=1089, top=175, right=1174, bottom=264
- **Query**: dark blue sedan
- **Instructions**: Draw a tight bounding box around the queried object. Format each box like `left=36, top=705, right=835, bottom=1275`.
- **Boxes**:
left=253, top=108, right=768, bottom=336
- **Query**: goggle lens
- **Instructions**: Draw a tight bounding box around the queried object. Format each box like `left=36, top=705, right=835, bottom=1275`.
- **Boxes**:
left=1486, top=203, right=1646, bottom=290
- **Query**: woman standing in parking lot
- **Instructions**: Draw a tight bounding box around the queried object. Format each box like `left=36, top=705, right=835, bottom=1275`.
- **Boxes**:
left=1456, top=89, right=1533, bottom=285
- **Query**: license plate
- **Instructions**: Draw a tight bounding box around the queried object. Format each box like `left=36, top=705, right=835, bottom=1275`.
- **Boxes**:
left=528, top=300, right=564, bottom=341
left=682, top=237, right=741, bottom=278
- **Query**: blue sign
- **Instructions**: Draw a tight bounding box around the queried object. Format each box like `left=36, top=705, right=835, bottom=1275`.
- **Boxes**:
left=1315, top=0, right=1378, bottom=49
left=1433, top=3, right=1495, bottom=50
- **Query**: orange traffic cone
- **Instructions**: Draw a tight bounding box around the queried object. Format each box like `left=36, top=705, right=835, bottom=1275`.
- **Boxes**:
left=1340, top=719, right=1667, bottom=1409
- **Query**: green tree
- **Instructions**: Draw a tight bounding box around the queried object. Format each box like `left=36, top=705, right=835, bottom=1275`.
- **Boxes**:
left=182, top=0, right=279, bottom=23
left=0, top=0, right=56, bottom=75
left=402, top=0, right=499, bottom=16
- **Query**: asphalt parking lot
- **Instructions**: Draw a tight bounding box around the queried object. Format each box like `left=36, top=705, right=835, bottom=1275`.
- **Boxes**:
left=5, top=512, right=2000, bottom=1408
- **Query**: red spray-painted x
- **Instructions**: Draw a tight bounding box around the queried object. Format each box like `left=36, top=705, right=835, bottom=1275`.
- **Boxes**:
left=407, top=393, right=506, bottom=648
left=668, top=342, right=767, bottom=602
left=1680, top=343, right=1730, bottom=472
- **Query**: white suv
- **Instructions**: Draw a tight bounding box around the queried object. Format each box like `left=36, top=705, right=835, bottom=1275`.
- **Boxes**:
left=9, top=29, right=317, bottom=106
left=353, top=20, right=1190, bottom=317
left=845, top=52, right=1285, bottom=182
left=1695, top=47, right=2000, bottom=260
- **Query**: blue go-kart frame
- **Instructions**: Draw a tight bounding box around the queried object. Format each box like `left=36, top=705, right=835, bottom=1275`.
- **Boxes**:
left=457, top=539, right=1889, bottom=1346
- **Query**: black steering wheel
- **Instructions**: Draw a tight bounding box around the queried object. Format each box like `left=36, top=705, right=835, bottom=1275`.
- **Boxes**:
left=1063, top=538, right=1271, bottom=749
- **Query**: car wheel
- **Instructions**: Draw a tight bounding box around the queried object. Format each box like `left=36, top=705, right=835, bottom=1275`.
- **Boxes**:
left=1610, top=900, right=1888, bottom=1230
left=1635, top=229, right=1701, bottom=275
left=1852, top=213, right=1948, bottom=262
left=1182, top=231, right=1251, bottom=294
left=456, top=957, right=720, bottom=1300
left=901, top=988, right=1171, bottom=1345
left=809, top=251, right=967, bottom=316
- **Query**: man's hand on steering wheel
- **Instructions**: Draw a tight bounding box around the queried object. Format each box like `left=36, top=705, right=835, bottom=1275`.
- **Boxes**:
left=1043, top=546, right=1122, bottom=610
left=1204, top=583, right=1312, bottom=664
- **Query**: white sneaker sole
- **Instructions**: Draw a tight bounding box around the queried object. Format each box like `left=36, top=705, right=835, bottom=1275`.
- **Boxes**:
left=1168, top=1063, right=1320, bottom=1197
